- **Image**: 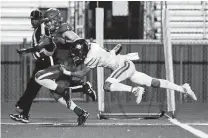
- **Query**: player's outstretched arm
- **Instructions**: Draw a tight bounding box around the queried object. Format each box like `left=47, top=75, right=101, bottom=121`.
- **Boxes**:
left=60, top=65, right=91, bottom=78
left=110, top=44, right=122, bottom=55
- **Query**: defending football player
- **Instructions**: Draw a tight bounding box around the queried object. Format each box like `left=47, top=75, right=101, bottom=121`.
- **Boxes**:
left=59, top=39, right=197, bottom=104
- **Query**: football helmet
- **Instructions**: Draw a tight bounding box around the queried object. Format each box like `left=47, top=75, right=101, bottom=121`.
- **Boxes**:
left=71, top=39, right=89, bottom=66
left=29, top=9, right=43, bottom=28
left=43, top=8, right=63, bottom=31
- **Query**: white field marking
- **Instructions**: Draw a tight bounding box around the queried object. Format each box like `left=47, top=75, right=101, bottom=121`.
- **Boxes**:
left=168, top=117, right=208, bottom=138
left=1, top=122, right=208, bottom=126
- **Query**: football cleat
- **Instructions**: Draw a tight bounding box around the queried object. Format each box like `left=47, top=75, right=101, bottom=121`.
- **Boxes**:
left=182, top=83, right=197, bottom=101
left=9, top=113, right=29, bottom=123
left=63, top=88, right=72, bottom=108
left=9, top=114, right=22, bottom=121
left=21, top=115, right=29, bottom=123
left=83, top=82, right=97, bottom=101
left=132, top=87, right=145, bottom=104
left=77, top=111, right=89, bottom=126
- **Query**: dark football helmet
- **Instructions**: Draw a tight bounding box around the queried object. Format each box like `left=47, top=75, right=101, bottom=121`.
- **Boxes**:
left=71, top=39, right=89, bottom=66
left=29, top=9, right=43, bottom=28
left=43, top=8, right=63, bottom=31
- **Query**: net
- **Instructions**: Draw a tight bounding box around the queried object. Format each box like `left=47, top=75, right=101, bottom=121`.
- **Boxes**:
left=96, top=40, right=167, bottom=119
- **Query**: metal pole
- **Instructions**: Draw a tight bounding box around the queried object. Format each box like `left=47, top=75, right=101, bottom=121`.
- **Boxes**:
left=179, top=46, right=184, bottom=103
left=202, top=1, right=206, bottom=39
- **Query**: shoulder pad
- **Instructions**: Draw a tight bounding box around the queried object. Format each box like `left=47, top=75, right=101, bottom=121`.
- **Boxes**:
left=57, top=23, right=74, bottom=33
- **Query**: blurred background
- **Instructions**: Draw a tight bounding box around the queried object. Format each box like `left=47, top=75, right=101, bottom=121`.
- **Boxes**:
left=1, top=1, right=208, bottom=43
left=1, top=1, right=208, bottom=109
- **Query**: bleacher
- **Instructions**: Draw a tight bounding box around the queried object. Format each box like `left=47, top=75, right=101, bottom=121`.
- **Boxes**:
left=1, top=1, right=208, bottom=43
left=154, top=1, right=208, bottom=40
left=1, top=1, right=69, bottom=44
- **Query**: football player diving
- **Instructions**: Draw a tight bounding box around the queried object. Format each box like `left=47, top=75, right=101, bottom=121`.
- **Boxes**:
left=60, top=40, right=197, bottom=103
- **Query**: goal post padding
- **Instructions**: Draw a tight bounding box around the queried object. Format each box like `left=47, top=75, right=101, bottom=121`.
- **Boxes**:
left=96, top=8, right=105, bottom=113
left=161, top=3, right=176, bottom=116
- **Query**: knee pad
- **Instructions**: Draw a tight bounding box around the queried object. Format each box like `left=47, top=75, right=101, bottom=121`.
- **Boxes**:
left=151, top=78, right=160, bottom=88
left=103, top=81, right=112, bottom=92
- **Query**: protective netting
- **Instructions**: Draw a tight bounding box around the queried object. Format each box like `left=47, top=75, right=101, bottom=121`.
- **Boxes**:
left=1, top=44, right=24, bottom=102
left=102, top=40, right=166, bottom=114
left=1, top=42, right=53, bottom=102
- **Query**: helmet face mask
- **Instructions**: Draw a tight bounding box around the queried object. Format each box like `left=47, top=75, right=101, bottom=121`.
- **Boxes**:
left=71, top=44, right=87, bottom=66
left=43, top=8, right=63, bottom=31
left=70, top=40, right=89, bottom=66
left=31, top=18, right=42, bottom=29
left=72, top=54, right=85, bottom=66
left=44, top=18, right=56, bottom=31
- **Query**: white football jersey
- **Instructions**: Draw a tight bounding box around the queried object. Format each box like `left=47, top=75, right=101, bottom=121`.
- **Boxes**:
left=84, top=43, right=126, bottom=70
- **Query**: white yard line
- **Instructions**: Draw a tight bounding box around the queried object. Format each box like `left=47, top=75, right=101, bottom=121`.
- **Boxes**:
left=1, top=122, right=208, bottom=126
left=167, top=116, right=208, bottom=138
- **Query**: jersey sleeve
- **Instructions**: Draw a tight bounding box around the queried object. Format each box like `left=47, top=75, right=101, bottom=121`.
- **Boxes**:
left=57, top=23, right=74, bottom=33
left=84, top=57, right=97, bottom=68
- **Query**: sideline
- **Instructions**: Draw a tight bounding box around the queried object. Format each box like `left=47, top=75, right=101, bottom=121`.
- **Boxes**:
left=1, top=122, right=208, bottom=126
left=166, top=114, right=208, bottom=138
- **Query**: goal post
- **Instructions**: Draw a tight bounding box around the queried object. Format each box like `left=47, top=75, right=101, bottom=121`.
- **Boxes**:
left=96, top=8, right=105, bottom=113
left=161, top=2, right=176, bottom=117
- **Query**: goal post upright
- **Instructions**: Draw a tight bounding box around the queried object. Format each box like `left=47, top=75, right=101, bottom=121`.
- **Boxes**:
left=96, top=8, right=105, bottom=113
left=162, top=2, right=176, bottom=117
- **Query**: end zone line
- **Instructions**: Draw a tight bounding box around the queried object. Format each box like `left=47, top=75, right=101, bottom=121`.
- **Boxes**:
left=166, top=115, right=208, bottom=138
left=1, top=122, right=208, bottom=126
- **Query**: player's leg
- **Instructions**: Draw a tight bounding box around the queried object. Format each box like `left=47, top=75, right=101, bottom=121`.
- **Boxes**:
left=10, top=77, right=41, bottom=123
left=35, top=65, right=68, bottom=95
left=104, top=61, right=133, bottom=92
left=70, top=80, right=97, bottom=101
left=15, top=76, right=41, bottom=111
left=51, top=91, right=89, bottom=126
left=103, top=61, right=145, bottom=104
left=130, top=71, right=197, bottom=100
left=10, top=63, right=44, bottom=123
left=35, top=64, right=72, bottom=106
